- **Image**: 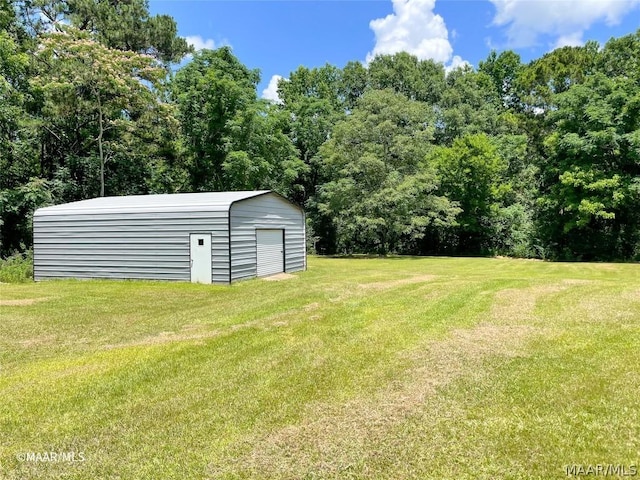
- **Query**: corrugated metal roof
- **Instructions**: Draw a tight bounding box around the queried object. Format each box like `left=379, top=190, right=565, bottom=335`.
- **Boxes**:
left=34, top=191, right=272, bottom=216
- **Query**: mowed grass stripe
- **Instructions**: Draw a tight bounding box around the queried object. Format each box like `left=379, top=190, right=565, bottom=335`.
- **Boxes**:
left=0, top=256, right=638, bottom=479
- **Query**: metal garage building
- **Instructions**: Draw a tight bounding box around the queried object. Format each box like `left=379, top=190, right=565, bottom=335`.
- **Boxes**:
left=33, top=191, right=306, bottom=284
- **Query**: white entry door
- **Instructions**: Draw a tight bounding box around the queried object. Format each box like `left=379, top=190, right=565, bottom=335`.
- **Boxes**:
left=256, top=229, right=284, bottom=277
left=190, top=233, right=212, bottom=284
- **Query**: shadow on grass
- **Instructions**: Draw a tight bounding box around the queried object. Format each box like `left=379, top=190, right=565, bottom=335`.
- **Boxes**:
left=318, top=254, right=639, bottom=264
left=318, top=254, right=491, bottom=261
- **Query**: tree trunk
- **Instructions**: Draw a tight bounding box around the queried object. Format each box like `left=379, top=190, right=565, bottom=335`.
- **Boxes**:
left=96, top=90, right=105, bottom=197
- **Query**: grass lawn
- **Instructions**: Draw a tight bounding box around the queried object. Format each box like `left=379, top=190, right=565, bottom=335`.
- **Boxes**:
left=1, top=256, right=639, bottom=479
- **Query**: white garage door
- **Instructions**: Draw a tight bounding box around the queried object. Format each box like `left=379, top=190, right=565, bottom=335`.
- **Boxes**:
left=256, top=229, right=284, bottom=277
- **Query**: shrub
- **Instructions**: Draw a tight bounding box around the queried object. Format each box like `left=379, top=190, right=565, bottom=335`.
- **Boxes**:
left=0, top=249, right=33, bottom=283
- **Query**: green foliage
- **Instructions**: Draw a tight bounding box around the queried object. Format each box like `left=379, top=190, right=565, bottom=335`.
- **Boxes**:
left=171, top=47, right=261, bottom=191
left=518, top=42, right=599, bottom=111
left=368, top=52, right=445, bottom=104
left=597, top=29, right=640, bottom=80
left=172, top=48, right=308, bottom=197
left=319, top=89, right=458, bottom=254
left=430, top=133, right=508, bottom=253
left=71, top=0, right=191, bottom=63
left=0, top=0, right=34, bottom=191
left=340, top=60, right=368, bottom=109
left=1, top=3, right=639, bottom=261
left=493, top=134, right=537, bottom=257
left=32, top=29, right=173, bottom=198
left=0, top=178, right=52, bottom=256
left=537, top=73, right=640, bottom=260
left=0, top=248, right=33, bottom=282
left=278, top=64, right=347, bottom=204
left=222, top=101, right=307, bottom=197
left=17, top=0, right=191, bottom=63
left=436, top=67, right=504, bottom=145
left=478, top=49, right=523, bottom=109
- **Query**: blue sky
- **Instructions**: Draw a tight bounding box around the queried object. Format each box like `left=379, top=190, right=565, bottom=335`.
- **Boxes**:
left=149, top=0, right=640, bottom=100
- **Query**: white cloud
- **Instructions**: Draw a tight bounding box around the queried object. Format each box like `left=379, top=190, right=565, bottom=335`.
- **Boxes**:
left=445, top=55, right=471, bottom=74
left=489, top=0, right=640, bottom=48
left=262, top=75, right=286, bottom=104
left=367, top=0, right=454, bottom=64
left=184, top=35, right=216, bottom=51
left=553, top=32, right=585, bottom=50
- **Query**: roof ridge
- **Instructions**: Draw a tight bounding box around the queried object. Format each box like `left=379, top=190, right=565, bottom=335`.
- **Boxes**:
left=34, top=190, right=273, bottom=216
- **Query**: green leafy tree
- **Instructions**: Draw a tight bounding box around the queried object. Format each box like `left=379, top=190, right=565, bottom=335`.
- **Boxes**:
left=32, top=30, right=173, bottom=197
left=478, top=50, right=523, bottom=109
left=17, top=0, right=190, bottom=63
left=69, top=0, right=190, bottom=63
left=339, top=60, right=368, bottom=110
left=0, top=178, right=52, bottom=255
left=173, top=47, right=305, bottom=196
left=537, top=73, right=640, bottom=260
left=0, top=0, right=32, bottom=188
left=171, top=47, right=262, bottom=191
left=597, top=29, right=640, bottom=80
left=3, top=0, right=187, bottom=255
left=492, top=133, right=537, bottom=257
left=430, top=133, right=508, bottom=253
left=0, top=0, right=43, bottom=255
left=278, top=64, right=345, bottom=203
left=221, top=100, right=307, bottom=197
left=368, top=52, right=445, bottom=104
left=518, top=42, right=599, bottom=112
left=436, top=66, right=504, bottom=145
left=276, top=64, right=353, bottom=251
left=318, top=89, right=458, bottom=254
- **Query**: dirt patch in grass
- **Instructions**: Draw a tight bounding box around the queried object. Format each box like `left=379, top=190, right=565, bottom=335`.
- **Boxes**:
left=358, top=274, right=437, bottom=291
left=562, top=279, right=593, bottom=285
left=491, top=284, right=568, bottom=323
left=442, top=324, right=540, bottom=359
left=0, top=298, right=49, bottom=306
left=263, top=273, right=297, bottom=281
left=325, top=275, right=437, bottom=303
left=105, top=302, right=324, bottom=349
left=103, top=330, right=215, bottom=349
left=494, top=255, right=543, bottom=262
left=18, top=334, right=58, bottom=348
left=624, top=289, right=640, bottom=301
left=232, top=285, right=558, bottom=478
left=255, top=302, right=322, bottom=328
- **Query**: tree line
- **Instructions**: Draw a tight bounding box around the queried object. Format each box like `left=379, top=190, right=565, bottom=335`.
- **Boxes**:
left=1, top=0, right=639, bottom=261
